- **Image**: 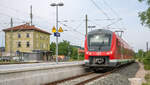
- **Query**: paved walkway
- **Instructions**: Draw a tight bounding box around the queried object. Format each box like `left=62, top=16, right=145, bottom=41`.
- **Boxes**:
left=129, top=62, right=149, bottom=85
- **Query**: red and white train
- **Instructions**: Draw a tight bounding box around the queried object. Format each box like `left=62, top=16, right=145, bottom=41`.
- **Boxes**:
left=84, top=29, right=134, bottom=70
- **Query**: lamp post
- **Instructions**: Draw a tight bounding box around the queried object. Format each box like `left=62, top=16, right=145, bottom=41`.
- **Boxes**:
left=50, top=2, right=64, bottom=63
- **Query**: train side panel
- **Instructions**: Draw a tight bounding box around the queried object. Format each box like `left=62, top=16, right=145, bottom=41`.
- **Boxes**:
left=84, top=29, right=134, bottom=69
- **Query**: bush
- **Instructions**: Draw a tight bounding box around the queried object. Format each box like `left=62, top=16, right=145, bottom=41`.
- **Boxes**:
left=142, top=83, right=150, bottom=85
left=143, top=59, right=150, bottom=65
left=145, top=74, right=150, bottom=81
left=143, top=74, right=150, bottom=85
left=144, top=65, right=150, bottom=70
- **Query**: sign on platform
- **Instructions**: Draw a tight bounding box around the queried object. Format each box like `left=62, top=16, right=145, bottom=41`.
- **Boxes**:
left=58, top=27, right=63, bottom=32
left=52, top=26, right=56, bottom=33
left=54, top=32, right=60, bottom=37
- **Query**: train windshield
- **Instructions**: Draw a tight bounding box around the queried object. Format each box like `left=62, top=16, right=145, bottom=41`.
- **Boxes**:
left=88, top=33, right=112, bottom=51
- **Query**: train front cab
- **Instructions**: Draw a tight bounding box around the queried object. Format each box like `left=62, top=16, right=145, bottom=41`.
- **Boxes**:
left=84, top=31, right=119, bottom=69
left=84, top=31, right=134, bottom=70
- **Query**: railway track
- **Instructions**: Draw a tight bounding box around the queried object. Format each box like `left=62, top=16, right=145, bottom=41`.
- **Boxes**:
left=45, top=63, right=133, bottom=85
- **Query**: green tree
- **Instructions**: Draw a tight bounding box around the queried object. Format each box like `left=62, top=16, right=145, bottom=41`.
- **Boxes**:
left=50, top=42, right=56, bottom=55
left=137, top=49, right=145, bottom=57
left=58, top=40, right=70, bottom=56
left=138, top=0, right=150, bottom=27
left=71, top=47, right=78, bottom=59
left=50, top=40, right=80, bottom=60
left=79, top=53, right=85, bottom=60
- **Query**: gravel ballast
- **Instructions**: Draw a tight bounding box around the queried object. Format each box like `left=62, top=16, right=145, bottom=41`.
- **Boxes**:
left=86, top=62, right=140, bottom=85
left=86, top=73, right=130, bottom=85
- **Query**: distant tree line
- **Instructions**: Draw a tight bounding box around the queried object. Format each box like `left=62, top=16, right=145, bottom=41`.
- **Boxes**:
left=50, top=40, right=84, bottom=60
left=135, top=49, right=150, bottom=70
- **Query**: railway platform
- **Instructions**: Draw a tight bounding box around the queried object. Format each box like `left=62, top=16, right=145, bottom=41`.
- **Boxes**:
left=0, top=61, right=85, bottom=85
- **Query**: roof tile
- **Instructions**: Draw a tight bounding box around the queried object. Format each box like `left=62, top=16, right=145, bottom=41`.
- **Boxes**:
left=3, top=23, right=51, bottom=35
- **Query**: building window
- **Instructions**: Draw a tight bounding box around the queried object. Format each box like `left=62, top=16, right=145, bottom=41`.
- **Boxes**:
left=26, top=33, right=30, bottom=38
left=43, top=44, right=45, bottom=48
left=18, top=33, right=21, bottom=38
left=26, top=42, right=30, bottom=47
left=18, top=42, right=21, bottom=48
left=40, top=44, right=43, bottom=48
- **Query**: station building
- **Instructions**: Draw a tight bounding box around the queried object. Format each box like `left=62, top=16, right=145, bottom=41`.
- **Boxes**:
left=3, top=23, right=51, bottom=62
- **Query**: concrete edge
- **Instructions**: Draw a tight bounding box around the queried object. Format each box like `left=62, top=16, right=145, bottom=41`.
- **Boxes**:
left=0, top=64, right=84, bottom=74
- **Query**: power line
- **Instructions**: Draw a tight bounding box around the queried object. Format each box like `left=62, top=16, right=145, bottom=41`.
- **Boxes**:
left=59, top=22, right=85, bottom=36
left=106, top=18, right=122, bottom=27
left=0, top=4, right=50, bottom=23
left=102, top=0, right=126, bottom=30
left=90, top=0, right=111, bottom=19
left=102, top=0, right=120, bottom=19
left=0, top=12, right=26, bottom=22
left=89, top=0, right=125, bottom=30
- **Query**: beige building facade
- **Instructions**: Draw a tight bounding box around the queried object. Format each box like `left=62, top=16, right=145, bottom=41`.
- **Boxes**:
left=3, top=23, right=51, bottom=53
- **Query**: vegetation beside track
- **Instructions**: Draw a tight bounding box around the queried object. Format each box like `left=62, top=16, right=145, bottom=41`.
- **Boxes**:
left=50, top=40, right=84, bottom=61
left=135, top=49, right=150, bottom=85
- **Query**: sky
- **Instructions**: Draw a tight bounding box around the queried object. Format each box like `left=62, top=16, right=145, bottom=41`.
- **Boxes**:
left=0, top=0, right=149, bottom=52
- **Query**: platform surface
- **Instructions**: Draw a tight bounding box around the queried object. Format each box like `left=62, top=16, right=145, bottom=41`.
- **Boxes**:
left=0, top=61, right=84, bottom=73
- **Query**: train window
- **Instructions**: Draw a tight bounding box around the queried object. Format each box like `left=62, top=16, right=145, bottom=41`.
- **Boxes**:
left=116, top=39, right=118, bottom=47
left=88, top=33, right=112, bottom=51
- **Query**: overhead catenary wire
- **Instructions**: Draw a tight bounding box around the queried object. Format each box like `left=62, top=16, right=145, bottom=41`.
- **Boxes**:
left=89, top=0, right=125, bottom=31
left=101, top=0, right=126, bottom=30
left=0, top=3, right=51, bottom=23
left=90, top=0, right=111, bottom=20
left=59, top=22, right=85, bottom=36
left=0, top=12, right=27, bottom=23
left=102, top=0, right=120, bottom=19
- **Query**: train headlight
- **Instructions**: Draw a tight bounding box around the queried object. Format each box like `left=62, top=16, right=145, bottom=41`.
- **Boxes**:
left=106, top=52, right=110, bottom=55
left=110, top=51, right=112, bottom=54
left=86, top=52, right=88, bottom=55
left=107, top=51, right=112, bottom=55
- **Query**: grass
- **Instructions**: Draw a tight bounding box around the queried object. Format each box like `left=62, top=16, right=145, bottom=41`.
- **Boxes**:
left=142, top=59, right=150, bottom=85
left=144, top=65, right=150, bottom=70
left=142, top=73, right=150, bottom=85
left=145, top=74, right=150, bottom=81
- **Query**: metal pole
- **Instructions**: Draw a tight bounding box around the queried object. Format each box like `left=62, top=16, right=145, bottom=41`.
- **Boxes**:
left=85, top=14, right=88, bottom=36
left=146, top=42, right=149, bottom=53
left=78, top=48, right=79, bottom=61
left=56, top=5, right=58, bottom=63
left=10, top=18, right=13, bottom=58
left=30, top=5, right=33, bottom=25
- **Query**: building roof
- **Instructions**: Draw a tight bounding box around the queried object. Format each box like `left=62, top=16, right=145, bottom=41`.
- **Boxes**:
left=3, top=23, right=51, bottom=35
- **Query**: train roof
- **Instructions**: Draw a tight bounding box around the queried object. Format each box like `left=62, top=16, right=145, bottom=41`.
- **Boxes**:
left=88, top=29, right=133, bottom=51
left=88, top=29, right=113, bottom=35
